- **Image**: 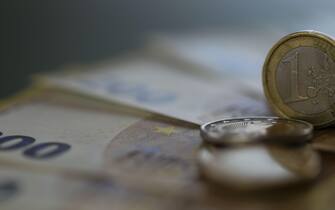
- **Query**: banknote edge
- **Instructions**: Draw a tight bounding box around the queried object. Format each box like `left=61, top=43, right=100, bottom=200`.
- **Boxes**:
left=0, top=85, right=44, bottom=112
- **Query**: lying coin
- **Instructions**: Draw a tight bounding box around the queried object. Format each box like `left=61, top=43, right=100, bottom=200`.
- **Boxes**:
left=197, top=144, right=321, bottom=191
left=263, top=31, right=335, bottom=128
left=200, top=117, right=313, bottom=146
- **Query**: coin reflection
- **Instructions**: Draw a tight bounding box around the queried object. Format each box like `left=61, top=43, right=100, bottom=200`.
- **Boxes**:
left=197, top=144, right=320, bottom=191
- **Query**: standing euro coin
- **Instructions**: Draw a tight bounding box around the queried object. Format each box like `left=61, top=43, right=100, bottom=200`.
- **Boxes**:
left=263, top=31, right=335, bottom=127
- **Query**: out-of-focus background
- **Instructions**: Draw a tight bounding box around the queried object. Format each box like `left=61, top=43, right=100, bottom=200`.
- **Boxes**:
left=1, top=0, right=335, bottom=98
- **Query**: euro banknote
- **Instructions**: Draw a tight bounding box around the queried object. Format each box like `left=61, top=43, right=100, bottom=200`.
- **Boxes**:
left=0, top=87, right=334, bottom=210
left=0, top=165, right=197, bottom=210
left=37, top=55, right=271, bottom=125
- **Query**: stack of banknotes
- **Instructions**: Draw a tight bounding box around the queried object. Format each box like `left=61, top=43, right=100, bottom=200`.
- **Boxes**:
left=1, top=30, right=335, bottom=210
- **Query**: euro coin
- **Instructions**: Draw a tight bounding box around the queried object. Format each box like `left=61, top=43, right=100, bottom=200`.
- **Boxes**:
left=263, top=31, right=335, bottom=127
left=197, top=144, right=321, bottom=191
left=200, top=117, right=313, bottom=146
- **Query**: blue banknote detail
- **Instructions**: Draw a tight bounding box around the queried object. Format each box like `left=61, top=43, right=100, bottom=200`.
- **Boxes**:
left=0, top=135, right=36, bottom=151
left=133, top=145, right=161, bottom=156
left=23, top=142, right=71, bottom=160
left=120, top=145, right=189, bottom=168
left=134, top=85, right=176, bottom=104
left=0, top=133, right=71, bottom=160
left=79, top=79, right=177, bottom=104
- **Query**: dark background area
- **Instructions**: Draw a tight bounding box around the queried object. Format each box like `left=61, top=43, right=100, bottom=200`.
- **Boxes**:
left=1, top=0, right=334, bottom=98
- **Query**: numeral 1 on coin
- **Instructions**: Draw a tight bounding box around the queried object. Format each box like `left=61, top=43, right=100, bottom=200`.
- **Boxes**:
left=283, top=52, right=308, bottom=103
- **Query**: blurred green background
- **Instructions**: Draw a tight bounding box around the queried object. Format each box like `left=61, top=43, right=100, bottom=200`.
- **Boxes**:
left=1, top=0, right=334, bottom=98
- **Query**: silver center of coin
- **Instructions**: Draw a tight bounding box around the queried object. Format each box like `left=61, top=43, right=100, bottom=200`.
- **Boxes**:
left=207, top=120, right=270, bottom=138
left=276, top=46, right=335, bottom=114
left=201, top=117, right=313, bottom=146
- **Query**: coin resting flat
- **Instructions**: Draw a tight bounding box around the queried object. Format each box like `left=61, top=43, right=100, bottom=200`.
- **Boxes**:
left=263, top=31, right=335, bottom=127
left=200, top=117, right=313, bottom=146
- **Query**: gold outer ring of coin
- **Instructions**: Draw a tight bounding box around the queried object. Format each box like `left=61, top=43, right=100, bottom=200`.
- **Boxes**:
left=200, top=117, right=313, bottom=146
left=263, top=30, right=335, bottom=128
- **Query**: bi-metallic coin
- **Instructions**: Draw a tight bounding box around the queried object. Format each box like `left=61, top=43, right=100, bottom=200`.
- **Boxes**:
left=263, top=31, right=335, bottom=128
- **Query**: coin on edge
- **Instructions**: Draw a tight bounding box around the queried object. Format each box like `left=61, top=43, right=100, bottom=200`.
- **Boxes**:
left=263, top=30, right=335, bottom=128
left=197, top=144, right=321, bottom=191
left=200, top=117, right=313, bottom=146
